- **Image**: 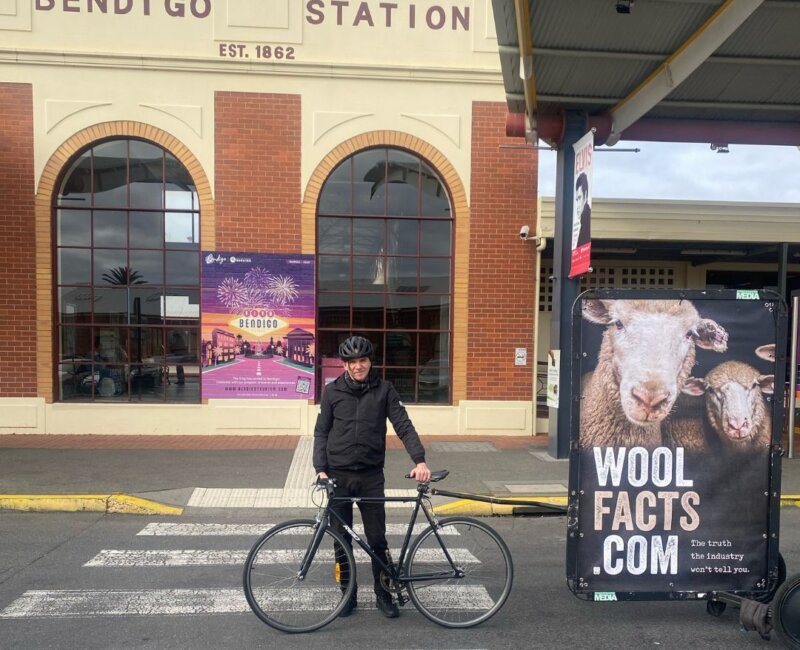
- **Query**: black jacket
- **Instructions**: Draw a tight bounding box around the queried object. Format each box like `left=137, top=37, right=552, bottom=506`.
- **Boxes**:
left=313, top=369, right=426, bottom=473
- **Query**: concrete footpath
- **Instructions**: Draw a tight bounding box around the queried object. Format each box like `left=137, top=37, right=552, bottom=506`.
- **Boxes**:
left=1, top=433, right=799, bottom=516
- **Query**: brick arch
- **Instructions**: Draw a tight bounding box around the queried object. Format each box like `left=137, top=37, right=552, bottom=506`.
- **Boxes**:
left=301, top=131, right=469, bottom=403
left=35, top=121, right=215, bottom=401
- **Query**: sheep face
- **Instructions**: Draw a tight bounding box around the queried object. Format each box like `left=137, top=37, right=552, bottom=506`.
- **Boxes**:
left=703, top=363, right=774, bottom=444
left=583, top=299, right=728, bottom=427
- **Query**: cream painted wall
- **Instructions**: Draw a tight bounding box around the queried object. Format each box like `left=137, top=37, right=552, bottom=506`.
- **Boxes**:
left=2, top=1, right=500, bottom=69
left=0, top=1, right=533, bottom=436
left=28, top=67, right=217, bottom=188
left=1, top=0, right=506, bottom=201
left=14, top=61, right=505, bottom=199
left=301, top=77, right=503, bottom=195
left=539, top=197, right=800, bottom=243
left=0, top=398, right=533, bottom=437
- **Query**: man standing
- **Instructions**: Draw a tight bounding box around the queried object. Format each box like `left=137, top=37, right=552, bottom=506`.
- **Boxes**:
left=313, top=335, right=431, bottom=618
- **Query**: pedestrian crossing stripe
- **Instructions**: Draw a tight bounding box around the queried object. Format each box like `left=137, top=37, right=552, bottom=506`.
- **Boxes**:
left=84, top=547, right=480, bottom=567
left=136, top=523, right=459, bottom=536
left=0, top=586, right=494, bottom=618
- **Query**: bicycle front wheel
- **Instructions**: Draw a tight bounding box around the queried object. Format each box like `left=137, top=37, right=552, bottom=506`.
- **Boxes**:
left=242, top=519, right=356, bottom=633
left=406, top=516, right=513, bottom=628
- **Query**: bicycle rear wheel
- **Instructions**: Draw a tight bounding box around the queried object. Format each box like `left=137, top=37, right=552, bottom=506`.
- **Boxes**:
left=242, top=519, right=356, bottom=633
left=406, top=516, right=513, bottom=628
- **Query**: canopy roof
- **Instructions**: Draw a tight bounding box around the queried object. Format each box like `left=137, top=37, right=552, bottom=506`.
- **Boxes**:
left=491, top=0, right=800, bottom=146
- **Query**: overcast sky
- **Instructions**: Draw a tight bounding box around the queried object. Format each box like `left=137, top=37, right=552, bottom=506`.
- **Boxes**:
left=538, top=142, right=800, bottom=204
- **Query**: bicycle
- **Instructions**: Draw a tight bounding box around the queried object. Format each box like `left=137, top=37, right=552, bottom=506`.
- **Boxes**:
left=242, top=469, right=514, bottom=633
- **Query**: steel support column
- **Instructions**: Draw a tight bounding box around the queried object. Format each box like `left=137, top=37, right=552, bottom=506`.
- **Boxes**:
left=778, top=242, right=788, bottom=299
left=548, top=111, right=587, bottom=459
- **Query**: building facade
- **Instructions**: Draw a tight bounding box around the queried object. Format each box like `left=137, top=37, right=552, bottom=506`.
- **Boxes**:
left=0, top=1, right=541, bottom=436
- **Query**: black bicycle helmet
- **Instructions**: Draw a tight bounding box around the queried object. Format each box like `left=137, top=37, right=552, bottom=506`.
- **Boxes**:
left=338, top=335, right=374, bottom=361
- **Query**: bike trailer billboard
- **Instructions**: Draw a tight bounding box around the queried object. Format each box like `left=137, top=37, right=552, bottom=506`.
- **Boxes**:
left=566, top=289, right=786, bottom=601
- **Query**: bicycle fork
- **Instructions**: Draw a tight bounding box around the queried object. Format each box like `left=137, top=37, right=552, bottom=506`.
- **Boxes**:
left=297, top=515, right=329, bottom=581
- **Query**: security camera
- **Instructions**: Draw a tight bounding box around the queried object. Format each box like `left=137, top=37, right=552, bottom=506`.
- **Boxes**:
left=519, top=225, right=530, bottom=240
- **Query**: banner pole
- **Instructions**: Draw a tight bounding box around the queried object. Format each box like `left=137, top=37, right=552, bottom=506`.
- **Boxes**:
left=548, top=110, right=586, bottom=459
left=788, top=295, right=798, bottom=459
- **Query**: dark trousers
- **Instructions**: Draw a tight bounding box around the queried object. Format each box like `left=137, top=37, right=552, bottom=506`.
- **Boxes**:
left=328, top=467, right=388, bottom=595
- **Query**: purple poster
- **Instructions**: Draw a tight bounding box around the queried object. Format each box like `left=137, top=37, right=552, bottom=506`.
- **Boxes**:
left=201, top=252, right=315, bottom=400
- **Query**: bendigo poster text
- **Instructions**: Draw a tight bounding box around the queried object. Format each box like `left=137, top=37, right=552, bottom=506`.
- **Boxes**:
left=200, top=252, right=316, bottom=400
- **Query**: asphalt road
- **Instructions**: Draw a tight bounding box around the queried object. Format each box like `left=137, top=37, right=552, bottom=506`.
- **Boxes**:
left=2, top=509, right=799, bottom=650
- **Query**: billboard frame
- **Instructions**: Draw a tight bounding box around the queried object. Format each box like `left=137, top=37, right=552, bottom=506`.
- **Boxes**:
left=565, top=288, right=786, bottom=603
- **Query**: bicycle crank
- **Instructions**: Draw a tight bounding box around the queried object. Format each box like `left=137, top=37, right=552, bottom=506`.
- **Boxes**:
left=379, top=571, right=404, bottom=595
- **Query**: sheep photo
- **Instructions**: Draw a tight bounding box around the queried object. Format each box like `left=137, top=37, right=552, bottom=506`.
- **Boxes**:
left=578, top=296, right=778, bottom=454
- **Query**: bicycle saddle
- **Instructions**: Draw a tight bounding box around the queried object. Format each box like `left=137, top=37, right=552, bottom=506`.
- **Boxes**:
left=405, top=469, right=449, bottom=482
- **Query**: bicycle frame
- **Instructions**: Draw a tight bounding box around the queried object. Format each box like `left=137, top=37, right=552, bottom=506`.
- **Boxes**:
left=298, top=484, right=463, bottom=586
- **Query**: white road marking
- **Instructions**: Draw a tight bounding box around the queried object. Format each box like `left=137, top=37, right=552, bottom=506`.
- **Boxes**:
left=185, top=432, right=425, bottom=509
left=0, top=585, right=493, bottom=618
left=84, top=548, right=479, bottom=567
left=136, top=522, right=458, bottom=536
left=0, top=589, right=250, bottom=617
left=282, top=435, right=316, bottom=506
left=400, top=585, right=496, bottom=609
left=185, top=488, right=282, bottom=508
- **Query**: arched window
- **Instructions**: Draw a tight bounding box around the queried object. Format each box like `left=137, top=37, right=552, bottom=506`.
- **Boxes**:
left=316, top=148, right=453, bottom=403
left=55, top=138, right=201, bottom=402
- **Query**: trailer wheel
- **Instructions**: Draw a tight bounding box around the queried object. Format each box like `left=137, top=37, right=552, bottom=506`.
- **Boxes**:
left=773, top=572, right=800, bottom=649
left=705, top=554, right=787, bottom=619
left=706, top=600, right=726, bottom=617
left=755, top=553, right=788, bottom=604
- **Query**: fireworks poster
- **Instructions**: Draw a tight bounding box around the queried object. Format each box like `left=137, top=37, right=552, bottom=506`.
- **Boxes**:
left=201, top=252, right=316, bottom=400
left=566, top=289, right=784, bottom=599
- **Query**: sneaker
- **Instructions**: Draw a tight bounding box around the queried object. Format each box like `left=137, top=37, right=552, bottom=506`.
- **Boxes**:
left=339, top=590, right=357, bottom=618
left=375, top=592, right=399, bottom=618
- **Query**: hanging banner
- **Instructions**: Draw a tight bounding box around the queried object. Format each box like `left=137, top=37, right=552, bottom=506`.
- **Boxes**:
left=547, top=349, right=560, bottom=408
left=566, top=289, right=785, bottom=600
left=201, top=252, right=315, bottom=400
left=569, top=129, right=593, bottom=278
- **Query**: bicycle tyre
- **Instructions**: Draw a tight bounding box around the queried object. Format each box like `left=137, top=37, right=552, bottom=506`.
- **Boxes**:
left=406, top=516, right=513, bottom=628
left=773, top=572, right=800, bottom=649
left=242, top=519, right=356, bottom=634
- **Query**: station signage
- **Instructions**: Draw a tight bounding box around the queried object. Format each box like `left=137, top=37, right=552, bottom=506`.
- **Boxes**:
left=33, top=0, right=472, bottom=31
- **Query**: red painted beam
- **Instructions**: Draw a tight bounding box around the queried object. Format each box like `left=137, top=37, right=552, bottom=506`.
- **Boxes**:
left=506, top=111, right=800, bottom=147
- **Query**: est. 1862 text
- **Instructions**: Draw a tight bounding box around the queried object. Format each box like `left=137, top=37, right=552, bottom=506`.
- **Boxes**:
left=218, top=43, right=296, bottom=60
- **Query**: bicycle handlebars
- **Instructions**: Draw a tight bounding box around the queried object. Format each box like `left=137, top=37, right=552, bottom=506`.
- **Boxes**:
left=315, top=469, right=449, bottom=498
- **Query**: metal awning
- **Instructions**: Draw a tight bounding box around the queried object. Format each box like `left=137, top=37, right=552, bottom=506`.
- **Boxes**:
left=492, top=0, right=800, bottom=146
